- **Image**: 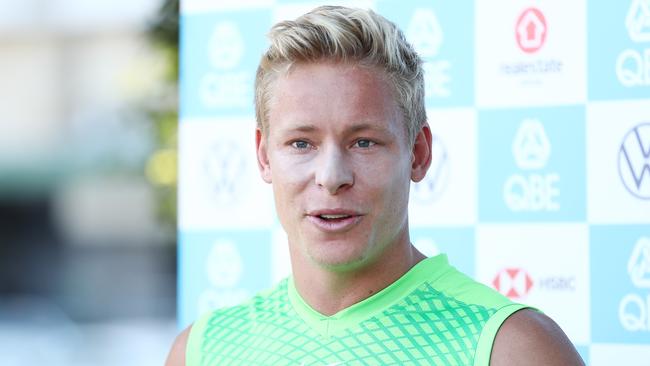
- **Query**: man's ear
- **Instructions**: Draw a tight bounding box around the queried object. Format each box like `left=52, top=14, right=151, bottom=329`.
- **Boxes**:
left=256, top=128, right=272, bottom=184
left=411, top=122, right=432, bottom=182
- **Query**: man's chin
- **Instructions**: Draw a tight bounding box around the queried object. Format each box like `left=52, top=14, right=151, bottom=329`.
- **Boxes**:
left=306, top=245, right=372, bottom=272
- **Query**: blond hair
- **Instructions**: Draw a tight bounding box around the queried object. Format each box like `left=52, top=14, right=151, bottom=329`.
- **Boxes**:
left=254, top=5, right=426, bottom=144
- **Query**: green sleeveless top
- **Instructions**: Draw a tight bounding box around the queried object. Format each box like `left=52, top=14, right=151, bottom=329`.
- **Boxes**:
left=186, top=254, right=529, bottom=365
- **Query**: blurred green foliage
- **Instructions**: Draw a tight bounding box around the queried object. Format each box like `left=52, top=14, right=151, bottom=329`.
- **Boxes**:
left=146, top=0, right=179, bottom=229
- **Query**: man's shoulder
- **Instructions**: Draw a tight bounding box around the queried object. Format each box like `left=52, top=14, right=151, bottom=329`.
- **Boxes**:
left=490, top=309, right=585, bottom=366
left=164, top=278, right=291, bottom=366
left=422, top=259, right=514, bottom=311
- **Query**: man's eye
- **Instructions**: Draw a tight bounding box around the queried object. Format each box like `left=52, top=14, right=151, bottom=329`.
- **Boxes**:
left=355, top=139, right=375, bottom=148
left=291, top=140, right=311, bottom=149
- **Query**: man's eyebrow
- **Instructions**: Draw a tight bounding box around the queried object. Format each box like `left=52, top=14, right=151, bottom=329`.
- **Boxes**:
left=276, top=124, right=318, bottom=134
left=346, top=123, right=392, bottom=135
left=276, top=122, right=393, bottom=135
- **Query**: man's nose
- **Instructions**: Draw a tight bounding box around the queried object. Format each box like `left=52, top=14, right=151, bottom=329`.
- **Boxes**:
left=314, top=145, right=354, bottom=195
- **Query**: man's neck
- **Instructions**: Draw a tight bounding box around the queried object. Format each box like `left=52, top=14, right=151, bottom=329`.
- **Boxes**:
left=290, top=236, right=426, bottom=316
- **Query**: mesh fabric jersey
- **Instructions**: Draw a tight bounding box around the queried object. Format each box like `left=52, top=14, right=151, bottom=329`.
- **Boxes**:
left=186, top=254, right=529, bottom=365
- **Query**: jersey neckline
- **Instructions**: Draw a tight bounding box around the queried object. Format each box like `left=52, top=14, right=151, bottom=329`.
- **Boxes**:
left=287, top=254, right=451, bottom=338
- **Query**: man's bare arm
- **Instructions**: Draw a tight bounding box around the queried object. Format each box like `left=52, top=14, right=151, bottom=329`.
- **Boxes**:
left=490, top=309, right=584, bottom=366
left=165, top=325, right=192, bottom=366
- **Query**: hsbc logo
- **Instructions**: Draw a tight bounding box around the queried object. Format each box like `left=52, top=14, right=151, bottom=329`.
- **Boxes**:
left=616, top=0, right=650, bottom=87
left=493, top=268, right=534, bottom=299
left=503, top=119, right=560, bottom=212
left=619, top=237, right=650, bottom=332
left=516, top=8, right=547, bottom=54
left=492, top=267, right=575, bottom=300
left=203, top=140, right=246, bottom=203
left=412, top=134, right=449, bottom=203
left=618, top=123, right=650, bottom=199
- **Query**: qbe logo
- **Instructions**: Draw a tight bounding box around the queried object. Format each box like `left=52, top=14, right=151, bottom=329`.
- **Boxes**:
left=503, top=119, right=560, bottom=212
left=616, top=0, right=650, bottom=87
left=618, top=123, right=650, bottom=199
left=407, top=8, right=451, bottom=98
left=492, top=267, right=576, bottom=300
left=619, top=237, right=650, bottom=332
left=198, top=240, right=251, bottom=313
left=412, top=134, right=449, bottom=203
left=516, top=8, right=547, bottom=53
left=203, top=140, right=247, bottom=204
left=200, top=21, right=250, bottom=109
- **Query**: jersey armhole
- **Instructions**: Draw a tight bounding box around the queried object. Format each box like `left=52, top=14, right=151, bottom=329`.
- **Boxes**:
left=473, top=303, right=535, bottom=366
left=186, top=312, right=212, bottom=366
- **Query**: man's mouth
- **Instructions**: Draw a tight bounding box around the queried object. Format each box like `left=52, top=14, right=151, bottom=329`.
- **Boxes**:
left=318, top=214, right=352, bottom=221
left=307, top=210, right=362, bottom=232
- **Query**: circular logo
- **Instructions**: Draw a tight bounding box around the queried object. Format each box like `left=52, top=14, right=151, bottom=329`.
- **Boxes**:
left=515, top=7, right=547, bottom=54
left=203, top=140, right=247, bottom=203
left=206, top=240, right=243, bottom=288
left=208, top=21, right=244, bottom=70
left=412, top=134, right=449, bottom=203
left=618, top=122, right=650, bottom=199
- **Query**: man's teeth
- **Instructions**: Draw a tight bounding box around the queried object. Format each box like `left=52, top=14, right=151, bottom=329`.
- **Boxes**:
left=320, top=214, right=350, bottom=219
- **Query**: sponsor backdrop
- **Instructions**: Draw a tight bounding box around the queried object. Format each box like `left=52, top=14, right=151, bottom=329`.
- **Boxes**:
left=179, top=0, right=650, bottom=363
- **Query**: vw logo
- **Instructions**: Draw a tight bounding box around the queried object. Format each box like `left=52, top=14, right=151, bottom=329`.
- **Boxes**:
left=618, top=122, right=650, bottom=199
left=203, top=140, right=247, bottom=203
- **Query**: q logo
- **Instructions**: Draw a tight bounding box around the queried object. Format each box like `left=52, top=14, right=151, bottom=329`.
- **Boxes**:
left=407, top=8, right=443, bottom=58
left=206, top=240, right=243, bottom=288
left=208, top=21, right=245, bottom=70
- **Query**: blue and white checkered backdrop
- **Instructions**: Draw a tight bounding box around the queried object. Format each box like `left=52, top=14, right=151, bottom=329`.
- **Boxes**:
left=178, top=1, right=650, bottom=363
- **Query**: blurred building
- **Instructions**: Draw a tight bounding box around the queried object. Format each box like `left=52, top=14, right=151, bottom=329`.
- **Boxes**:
left=0, top=1, right=178, bottom=365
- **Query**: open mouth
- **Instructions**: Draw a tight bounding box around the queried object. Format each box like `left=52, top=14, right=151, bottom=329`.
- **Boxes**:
left=317, top=214, right=352, bottom=221
left=307, top=212, right=362, bottom=232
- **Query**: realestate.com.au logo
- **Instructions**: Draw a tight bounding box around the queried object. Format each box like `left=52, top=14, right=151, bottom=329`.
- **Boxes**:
left=619, top=237, right=650, bottom=332
left=618, top=123, right=650, bottom=199
left=515, top=7, right=547, bottom=53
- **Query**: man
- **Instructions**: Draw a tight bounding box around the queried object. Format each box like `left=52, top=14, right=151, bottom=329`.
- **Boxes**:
left=167, top=6, right=584, bottom=365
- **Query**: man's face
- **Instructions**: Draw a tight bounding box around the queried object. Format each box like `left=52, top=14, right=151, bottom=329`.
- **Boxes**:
left=257, top=62, right=425, bottom=270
